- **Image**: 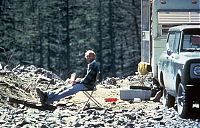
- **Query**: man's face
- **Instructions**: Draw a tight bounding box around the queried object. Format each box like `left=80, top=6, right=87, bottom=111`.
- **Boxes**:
left=85, top=53, right=94, bottom=63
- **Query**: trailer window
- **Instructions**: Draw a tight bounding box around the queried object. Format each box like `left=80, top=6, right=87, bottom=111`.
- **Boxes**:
left=158, top=11, right=200, bottom=24
left=158, top=11, right=200, bottom=36
left=160, top=25, right=179, bottom=36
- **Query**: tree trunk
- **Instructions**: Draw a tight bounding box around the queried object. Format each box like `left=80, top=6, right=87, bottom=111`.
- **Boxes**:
left=109, top=0, right=116, bottom=77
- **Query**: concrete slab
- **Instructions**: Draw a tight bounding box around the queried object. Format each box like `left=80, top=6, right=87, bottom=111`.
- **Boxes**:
left=120, top=89, right=151, bottom=100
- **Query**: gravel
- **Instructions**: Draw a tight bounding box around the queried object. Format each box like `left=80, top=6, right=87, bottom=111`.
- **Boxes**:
left=1, top=101, right=200, bottom=127
left=0, top=65, right=200, bottom=127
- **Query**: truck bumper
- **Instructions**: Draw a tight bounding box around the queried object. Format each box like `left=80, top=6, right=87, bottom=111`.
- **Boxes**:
left=186, top=85, right=200, bottom=101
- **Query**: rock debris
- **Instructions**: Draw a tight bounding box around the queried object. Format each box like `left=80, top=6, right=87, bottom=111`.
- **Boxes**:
left=0, top=65, right=200, bottom=127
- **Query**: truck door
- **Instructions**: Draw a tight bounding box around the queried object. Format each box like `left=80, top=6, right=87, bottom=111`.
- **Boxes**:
left=168, top=32, right=181, bottom=91
left=165, top=32, right=176, bottom=87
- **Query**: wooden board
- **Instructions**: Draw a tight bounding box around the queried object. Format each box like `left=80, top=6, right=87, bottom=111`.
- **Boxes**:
left=8, top=97, right=57, bottom=111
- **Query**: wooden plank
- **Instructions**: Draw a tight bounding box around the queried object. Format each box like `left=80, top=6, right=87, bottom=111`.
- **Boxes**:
left=8, top=97, right=56, bottom=111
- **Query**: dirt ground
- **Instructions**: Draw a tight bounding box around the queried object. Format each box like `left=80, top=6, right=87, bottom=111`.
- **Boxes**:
left=0, top=65, right=159, bottom=112
left=56, top=78, right=161, bottom=111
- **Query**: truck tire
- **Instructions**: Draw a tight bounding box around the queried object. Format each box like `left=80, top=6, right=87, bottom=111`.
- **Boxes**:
left=177, top=83, right=192, bottom=118
left=163, top=89, right=175, bottom=108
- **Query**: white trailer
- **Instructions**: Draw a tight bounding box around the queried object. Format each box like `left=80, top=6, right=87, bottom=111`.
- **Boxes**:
left=141, top=0, right=200, bottom=84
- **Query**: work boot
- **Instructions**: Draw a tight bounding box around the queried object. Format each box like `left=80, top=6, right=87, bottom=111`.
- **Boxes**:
left=36, top=88, right=47, bottom=105
left=151, top=90, right=162, bottom=102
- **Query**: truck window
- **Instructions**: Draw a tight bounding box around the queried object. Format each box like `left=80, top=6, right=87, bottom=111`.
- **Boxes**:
left=191, top=35, right=200, bottom=46
left=173, top=32, right=181, bottom=53
left=182, top=29, right=200, bottom=51
left=182, top=35, right=192, bottom=49
left=167, top=32, right=175, bottom=50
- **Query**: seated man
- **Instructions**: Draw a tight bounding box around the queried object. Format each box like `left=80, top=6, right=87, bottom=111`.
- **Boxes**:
left=36, top=50, right=100, bottom=105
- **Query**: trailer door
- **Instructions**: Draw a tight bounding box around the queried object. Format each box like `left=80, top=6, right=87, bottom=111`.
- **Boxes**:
left=141, top=0, right=151, bottom=63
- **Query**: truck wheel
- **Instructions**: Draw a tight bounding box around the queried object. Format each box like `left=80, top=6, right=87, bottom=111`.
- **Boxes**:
left=163, top=89, right=175, bottom=108
left=177, top=83, right=192, bottom=118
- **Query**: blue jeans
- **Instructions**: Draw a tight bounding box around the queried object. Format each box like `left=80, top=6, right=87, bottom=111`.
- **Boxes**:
left=45, top=83, right=88, bottom=104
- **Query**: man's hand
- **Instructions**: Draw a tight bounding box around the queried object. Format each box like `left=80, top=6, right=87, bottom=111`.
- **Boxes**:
left=65, top=78, right=75, bottom=84
left=65, top=77, right=82, bottom=85
left=75, top=78, right=82, bottom=83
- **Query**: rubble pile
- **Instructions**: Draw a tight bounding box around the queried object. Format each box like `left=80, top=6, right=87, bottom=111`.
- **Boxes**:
left=0, top=65, right=200, bottom=127
left=1, top=100, right=200, bottom=127
left=0, top=65, right=66, bottom=104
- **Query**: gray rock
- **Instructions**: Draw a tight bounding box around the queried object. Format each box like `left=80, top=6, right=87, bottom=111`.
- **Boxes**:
left=0, top=119, right=6, bottom=124
left=153, top=115, right=163, bottom=121
left=16, top=119, right=30, bottom=127
left=41, top=124, right=50, bottom=128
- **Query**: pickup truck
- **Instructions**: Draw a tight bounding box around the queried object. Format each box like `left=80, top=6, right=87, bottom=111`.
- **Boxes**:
left=157, top=25, right=200, bottom=118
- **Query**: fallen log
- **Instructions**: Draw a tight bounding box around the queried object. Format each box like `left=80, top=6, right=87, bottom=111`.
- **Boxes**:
left=8, top=97, right=56, bottom=111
